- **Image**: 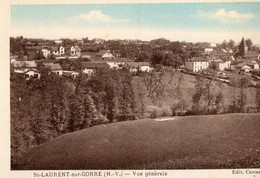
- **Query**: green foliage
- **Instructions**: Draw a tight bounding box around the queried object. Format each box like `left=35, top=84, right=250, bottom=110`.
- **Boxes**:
left=229, top=75, right=251, bottom=113
left=192, top=75, right=207, bottom=114
left=10, top=36, right=27, bottom=55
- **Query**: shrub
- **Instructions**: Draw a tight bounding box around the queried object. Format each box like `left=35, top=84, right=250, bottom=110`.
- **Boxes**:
left=150, top=109, right=160, bottom=118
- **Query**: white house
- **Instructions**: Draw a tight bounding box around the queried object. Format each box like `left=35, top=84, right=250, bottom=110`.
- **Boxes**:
left=12, top=61, right=40, bottom=79
left=59, top=46, right=65, bottom=55
left=96, top=50, right=115, bottom=60
left=236, top=62, right=260, bottom=72
left=81, top=62, right=110, bottom=75
left=43, top=63, right=63, bottom=75
left=105, top=60, right=125, bottom=69
left=204, top=48, right=213, bottom=53
left=70, top=46, right=81, bottom=56
left=124, top=62, right=152, bottom=72
left=62, top=71, right=79, bottom=79
left=210, top=43, right=217, bottom=47
left=247, top=62, right=259, bottom=70
left=185, top=57, right=209, bottom=72
left=54, top=40, right=62, bottom=44
left=41, top=47, right=51, bottom=58
left=213, top=59, right=231, bottom=71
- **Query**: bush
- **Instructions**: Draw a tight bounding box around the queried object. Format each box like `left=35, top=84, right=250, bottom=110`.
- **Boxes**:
left=161, top=109, right=171, bottom=117
left=150, top=109, right=160, bottom=118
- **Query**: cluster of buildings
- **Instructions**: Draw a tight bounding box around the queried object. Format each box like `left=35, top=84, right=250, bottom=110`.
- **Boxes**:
left=184, top=38, right=260, bottom=75
left=10, top=48, right=153, bottom=80
left=10, top=37, right=260, bottom=80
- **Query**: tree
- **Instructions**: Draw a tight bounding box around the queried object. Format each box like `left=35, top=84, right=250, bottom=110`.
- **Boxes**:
left=171, top=74, right=187, bottom=116
left=230, top=75, right=251, bottom=112
left=151, top=49, right=165, bottom=65
left=245, top=39, right=253, bottom=50
left=238, top=37, right=248, bottom=56
left=228, top=39, right=235, bottom=49
left=192, top=74, right=207, bottom=114
left=221, top=40, right=228, bottom=49
left=256, top=84, right=260, bottom=112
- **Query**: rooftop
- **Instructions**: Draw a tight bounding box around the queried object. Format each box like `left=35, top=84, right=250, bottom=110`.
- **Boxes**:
left=82, top=62, right=110, bottom=69
left=43, top=63, right=62, bottom=70
left=12, top=61, right=37, bottom=68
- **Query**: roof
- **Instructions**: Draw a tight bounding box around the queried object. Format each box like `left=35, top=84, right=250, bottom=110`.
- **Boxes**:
left=96, top=50, right=111, bottom=56
left=72, top=46, right=81, bottom=52
left=247, top=62, right=259, bottom=67
left=91, top=57, right=134, bottom=62
left=50, top=46, right=59, bottom=51
left=36, top=59, right=56, bottom=63
left=13, top=61, right=37, bottom=68
left=10, top=55, right=19, bottom=59
left=43, top=63, right=62, bottom=70
left=125, top=62, right=150, bottom=68
left=236, top=62, right=252, bottom=68
left=189, top=57, right=209, bottom=62
left=82, top=62, right=110, bottom=69
left=214, top=59, right=224, bottom=63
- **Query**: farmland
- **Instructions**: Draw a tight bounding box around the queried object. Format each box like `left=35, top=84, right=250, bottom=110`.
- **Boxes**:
left=20, top=113, right=260, bottom=170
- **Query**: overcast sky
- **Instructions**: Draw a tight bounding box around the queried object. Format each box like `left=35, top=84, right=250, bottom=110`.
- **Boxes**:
left=11, top=3, right=260, bottom=44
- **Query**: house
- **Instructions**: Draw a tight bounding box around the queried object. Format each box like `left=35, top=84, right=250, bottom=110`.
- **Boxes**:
left=70, top=46, right=81, bottom=56
left=59, top=46, right=65, bottom=56
left=213, top=59, right=231, bottom=71
left=60, top=61, right=81, bottom=72
left=43, top=63, right=63, bottom=75
left=124, top=62, right=152, bottom=72
left=54, top=40, right=62, bottom=44
left=236, top=63, right=252, bottom=72
left=204, top=48, right=213, bottom=53
left=50, top=46, right=59, bottom=56
left=81, top=62, right=110, bottom=75
left=210, top=43, right=217, bottom=47
left=41, top=47, right=51, bottom=58
left=185, top=57, right=209, bottom=72
left=105, top=60, right=125, bottom=69
left=93, top=38, right=105, bottom=45
left=62, top=71, right=79, bottom=79
left=10, top=55, right=19, bottom=63
left=247, top=62, right=259, bottom=70
left=80, top=52, right=95, bottom=60
left=96, top=50, right=115, bottom=60
left=12, top=61, right=40, bottom=79
left=236, top=62, right=259, bottom=72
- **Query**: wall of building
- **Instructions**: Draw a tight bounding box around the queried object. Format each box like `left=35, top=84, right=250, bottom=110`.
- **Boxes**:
left=185, top=62, right=193, bottom=72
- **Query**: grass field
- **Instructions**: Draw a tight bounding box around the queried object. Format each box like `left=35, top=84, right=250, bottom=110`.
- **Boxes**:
left=20, top=113, right=260, bottom=170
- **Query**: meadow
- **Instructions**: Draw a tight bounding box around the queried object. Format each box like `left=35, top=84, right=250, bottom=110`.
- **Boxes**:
left=20, top=113, right=260, bottom=169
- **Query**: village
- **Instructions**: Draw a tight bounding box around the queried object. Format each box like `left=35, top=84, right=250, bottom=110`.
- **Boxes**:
left=10, top=37, right=260, bottom=85
left=8, top=2, right=260, bottom=172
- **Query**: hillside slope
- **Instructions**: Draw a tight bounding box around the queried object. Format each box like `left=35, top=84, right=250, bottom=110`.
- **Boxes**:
left=132, top=72, right=258, bottom=118
left=20, top=113, right=260, bottom=170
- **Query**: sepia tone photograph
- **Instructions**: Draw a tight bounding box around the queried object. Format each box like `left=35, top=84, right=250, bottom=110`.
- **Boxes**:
left=8, top=1, right=260, bottom=173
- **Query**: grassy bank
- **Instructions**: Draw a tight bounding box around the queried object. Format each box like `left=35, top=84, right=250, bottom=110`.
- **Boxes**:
left=20, top=113, right=260, bottom=170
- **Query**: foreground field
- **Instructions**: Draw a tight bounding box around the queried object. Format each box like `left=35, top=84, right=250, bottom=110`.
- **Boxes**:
left=20, top=113, right=260, bottom=170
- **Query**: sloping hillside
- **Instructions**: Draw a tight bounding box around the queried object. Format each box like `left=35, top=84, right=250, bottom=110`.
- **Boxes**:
left=20, top=113, right=260, bottom=170
left=132, top=72, right=258, bottom=118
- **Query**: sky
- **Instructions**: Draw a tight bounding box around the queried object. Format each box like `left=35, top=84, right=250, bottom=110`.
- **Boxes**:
left=11, top=3, right=260, bottom=44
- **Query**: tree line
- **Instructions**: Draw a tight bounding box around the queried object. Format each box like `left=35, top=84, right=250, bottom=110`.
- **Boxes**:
left=11, top=67, right=137, bottom=168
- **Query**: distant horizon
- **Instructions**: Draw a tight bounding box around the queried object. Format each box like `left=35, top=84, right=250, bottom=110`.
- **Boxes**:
left=11, top=3, right=260, bottom=44
left=11, top=35, right=260, bottom=47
